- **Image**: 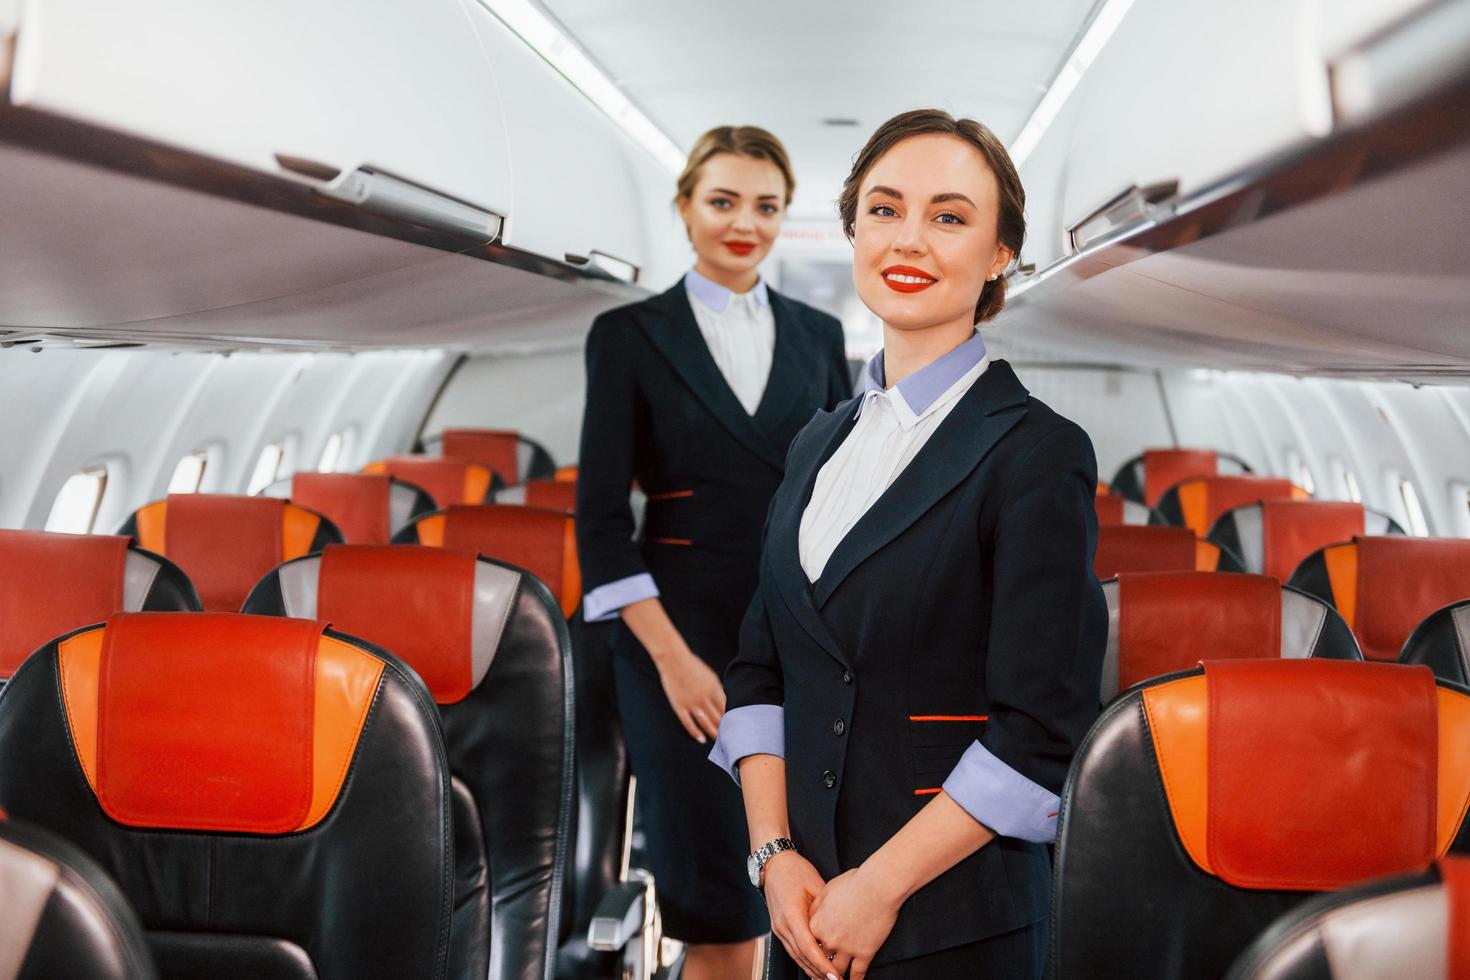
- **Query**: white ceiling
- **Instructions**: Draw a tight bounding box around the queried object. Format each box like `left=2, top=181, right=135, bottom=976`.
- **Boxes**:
left=540, top=0, right=1098, bottom=218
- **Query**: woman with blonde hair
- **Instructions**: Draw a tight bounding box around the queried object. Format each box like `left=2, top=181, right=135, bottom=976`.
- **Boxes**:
left=712, top=109, right=1106, bottom=978
left=576, top=125, right=850, bottom=978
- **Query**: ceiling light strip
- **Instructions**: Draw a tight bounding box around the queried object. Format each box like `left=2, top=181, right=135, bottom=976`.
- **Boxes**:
left=1008, top=0, right=1137, bottom=167
left=476, top=0, right=686, bottom=174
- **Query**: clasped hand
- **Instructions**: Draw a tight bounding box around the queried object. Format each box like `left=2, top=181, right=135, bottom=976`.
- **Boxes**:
left=765, top=855, right=900, bottom=980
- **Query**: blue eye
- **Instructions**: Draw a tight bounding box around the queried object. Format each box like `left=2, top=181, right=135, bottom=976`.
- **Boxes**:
left=759, top=203, right=779, bottom=215
left=936, top=212, right=965, bottom=225
left=869, top=204, right=898, bottom=217
left=709, top=198, right=732, bottom=209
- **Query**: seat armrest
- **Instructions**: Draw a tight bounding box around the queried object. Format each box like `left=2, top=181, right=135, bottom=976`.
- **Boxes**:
left=588, top=879, right=649, bottom=951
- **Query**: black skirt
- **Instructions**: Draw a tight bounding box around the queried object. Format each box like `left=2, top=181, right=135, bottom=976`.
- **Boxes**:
left=768, top=919, right=1046, bottom=979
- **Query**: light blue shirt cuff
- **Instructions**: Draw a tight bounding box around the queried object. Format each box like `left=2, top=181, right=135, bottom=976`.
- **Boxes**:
left=708, top=704, right=785, bottom=784
left=582, top=573, right=660, bottom=622
left=941, top=740, right=1061, bottom=843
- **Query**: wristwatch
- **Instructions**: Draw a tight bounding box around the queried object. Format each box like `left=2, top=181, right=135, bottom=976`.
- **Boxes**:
left=747, top=837, right=798, bottom=889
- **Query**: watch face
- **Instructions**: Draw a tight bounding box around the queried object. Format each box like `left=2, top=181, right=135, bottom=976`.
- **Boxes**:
left=747, top=850, right=761, bottom=888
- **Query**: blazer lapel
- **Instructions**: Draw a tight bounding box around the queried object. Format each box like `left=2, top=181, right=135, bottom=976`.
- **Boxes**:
left=812, top=360, right=1031, bottom=609
left=634, top=281, right=786, bottom=471
left=768, top=403, right=860, bottom=668
left=752, top=291, right=819, bottom=438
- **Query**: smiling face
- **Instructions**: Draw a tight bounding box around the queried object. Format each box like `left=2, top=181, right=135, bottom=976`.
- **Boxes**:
left=851, top=133, right=1013, bottom=334
left=677, top=152, right=788, bottom=287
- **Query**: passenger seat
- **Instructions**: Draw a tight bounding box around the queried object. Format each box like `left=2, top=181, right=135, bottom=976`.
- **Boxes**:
left=495, top=478, right=577, bottom=515
left=1095, top=525, right=1244, bottom=579
left=426, top=429, right=557, bottom=487
left=117, top=495, right=341, bottom=611
left=0, top=529, right=199, bottom=685
left=361, top=455, right=497, bottom=508
left=1094, top=491, right=1152, bottom=527
left=1400, top=599, right=1470, bottom=685
left=1054, top=660, right=1470, bottom=979
left=243, top=544, right=579, bottom=980
left=1097, top=571, right=1358, bottom=702
left=1288, top=536, right=1470, bottom=661
left=1110, top=447, right=1253, bottom=506
left=260, top=472, right=435, bottom=544
left=1226, top=857, right=1470, bottom=980
left=0, top=613, right=453, bottom=980
left=1152, top=475, right=1308, bottom=536
left=1208, top=500, right=1403, bottom=581
left=0, top=815, right=157, bottom=979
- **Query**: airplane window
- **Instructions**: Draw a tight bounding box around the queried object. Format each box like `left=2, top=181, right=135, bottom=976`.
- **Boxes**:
left=168, top=450, right=209, bottom=494
left=1397, top=477, right=1430, bottom=537
left=44, top=466, right=108, bottom=534
left=318, top=428, right=356, bottom=473
left=1284, top=450, right=1315, bottom=496
left=1331, top=458, right=1362, bottom=502
left=246, top=443, right=285, bottom=495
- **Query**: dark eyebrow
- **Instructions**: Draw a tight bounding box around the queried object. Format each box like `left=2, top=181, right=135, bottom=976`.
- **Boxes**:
left=710, top=188, right=742, bottom=197
left=866, top=185, right=902, bottom=199
left=931, top=192, right=975, bottom=207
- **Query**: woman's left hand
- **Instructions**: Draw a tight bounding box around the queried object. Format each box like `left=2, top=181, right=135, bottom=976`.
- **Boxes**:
left=808, top=867, right=902, bottom=979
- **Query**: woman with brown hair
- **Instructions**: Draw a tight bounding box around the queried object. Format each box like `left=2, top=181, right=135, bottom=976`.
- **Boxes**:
left=710, top=109, right=1106, bottom=978
left=576, top=125, right=850, bottom=978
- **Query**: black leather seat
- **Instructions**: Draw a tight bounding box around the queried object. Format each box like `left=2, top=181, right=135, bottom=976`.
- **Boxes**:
left=0, top=815, right=157, bottom=979
left=244, top=544, right=576, bottom=980
left=259, top=471, right=436, bottom=543
left=0, top=529, right=198, bottom=688
left=1054, top=659, right=1470, bottom=979
left=1110, top=447, right=1253, bottom=506
left=1227, top=857, right=1470, bottom=980
left=1097, top=571, right=1359, bottom=703
left=1207, top=500, right=1403, bottom=581
left=0, top=612, right=453, bottom=980
left=117, top=494, right=341, bottom=611
left=1151, top=475, right=1309, bottom=537
left=1400, top=599, right=1470, bottom=684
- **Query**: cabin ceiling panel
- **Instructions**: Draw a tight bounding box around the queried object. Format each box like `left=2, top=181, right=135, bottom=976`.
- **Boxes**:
left=539, top=0, right=1096, bottom=217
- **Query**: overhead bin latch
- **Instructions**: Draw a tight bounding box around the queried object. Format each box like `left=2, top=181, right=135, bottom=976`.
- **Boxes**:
left=1068, top=180, right=1178, bottom=253
left=564, top=250, right=640, bottom=284
left=275, top=155, right=504, bottom=242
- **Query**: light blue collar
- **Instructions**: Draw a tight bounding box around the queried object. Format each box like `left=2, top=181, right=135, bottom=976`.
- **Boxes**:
left=684, top=267, right=769, bottom=314
left=859, top=331, right=989, bottom=416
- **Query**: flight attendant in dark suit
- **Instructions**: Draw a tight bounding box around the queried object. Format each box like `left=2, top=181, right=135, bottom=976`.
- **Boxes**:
left=576, top=125, right=850, bottom=979
left=710, top=109, right=1106, bottom=979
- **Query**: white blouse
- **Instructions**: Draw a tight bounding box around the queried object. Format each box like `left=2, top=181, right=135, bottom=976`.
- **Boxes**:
left=684, top=267, right=775, bottom=416
left=799, top=332, right=990, bottom=582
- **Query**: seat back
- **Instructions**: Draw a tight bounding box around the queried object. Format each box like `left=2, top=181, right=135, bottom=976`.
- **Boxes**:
left=0, top=816, right=157, bottom=979
left=0, top=613, right=452, bottom=980
left=554, top=465, right=578, bottom=483
left=1154, top=476, right=1308, bottom=536
left=1099, top=572, right=1360, bottom=702
left=362, top=455, right=496, bottom=509
left=1110, top=448, right=1252, bottom=506
left=0, top=530, right=199, bottom=681
left=244, top=545, right=575, bottom=980
left=1288, top=536, right=1470, bottom=661
left=496, top=479, right=577, bottom=515
left=1226, top=857, right=1470, bottom=980
left=1055, top=659, right=1470, bottom=979
left=260, top=472, right=436, bottom=544
left=1208, top=500, right=1404, bottom=581
left=394, top=505, right=581, bottom=618
left=118, top=495, right=340, bottom=611
left=427, top=429, right=557, bottom=486
left=1093, top=492, right=1152, bottom=527
left=1401, top=600, right=1470, bottom=685
left=1095, top=525, right=1243, bottom=579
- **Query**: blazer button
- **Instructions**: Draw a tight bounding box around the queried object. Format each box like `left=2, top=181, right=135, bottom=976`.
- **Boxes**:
left=822, top=770, right=836, bottom=789
left=833, top=719, right=845, bottom=736
left=841, top=671, right=852, bottom=684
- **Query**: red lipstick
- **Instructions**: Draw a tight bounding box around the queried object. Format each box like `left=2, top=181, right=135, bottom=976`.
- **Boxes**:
left=724, top=241, right=756, bottom=256
left=881, top=264, right=939, bottom=293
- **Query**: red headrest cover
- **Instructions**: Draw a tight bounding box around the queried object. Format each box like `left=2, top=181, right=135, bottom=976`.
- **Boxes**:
left=442, top=429, right=520, bottom=485
left=1096, top=526, right=1198, bottom=579
left=1094, top=493, right=1125, bottom=527
left=439, top=505, right=579, bottom=616
left=97, top=613, right=322, bottom=833
left=1203, top=660, right=1437, bottom=890
left=522, top=480, right=576, bottom=514
left=291, top=473, right=391, bottom=545
left=0, top=531, right=130, bottom=677
left=1261, top=500, right=1363, bottom=582
left=372, top=456, right=481, bottom=510
left=317, top=545, right=479, bottom=703
left=1144, top=448, right=1218, bottom=507
left=1117, top=573, right=1281, bottom=690
left=1356, top=537, right=1470, bottom=663
left=1444, top=857, right=1470, bottom=977
left=162, top=495, right=287, bottom=612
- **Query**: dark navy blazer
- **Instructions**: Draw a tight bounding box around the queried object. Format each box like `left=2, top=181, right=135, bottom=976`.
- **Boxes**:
left=575, top=278, right=850, bottom=673
left=720, top=359, right=1107, bottom=964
